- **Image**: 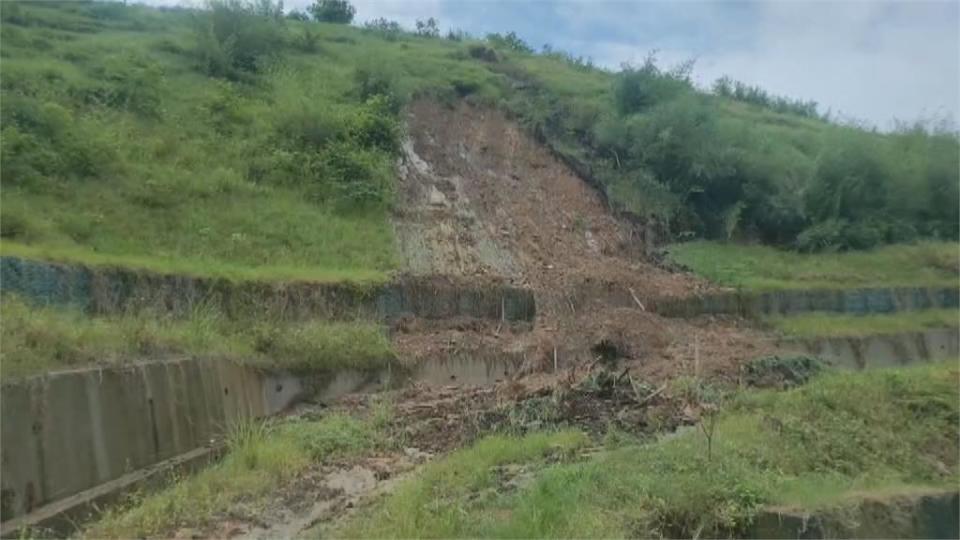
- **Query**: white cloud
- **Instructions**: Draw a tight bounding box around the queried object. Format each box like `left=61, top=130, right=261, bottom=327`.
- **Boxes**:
left=571, top=1, right=959, bottom=128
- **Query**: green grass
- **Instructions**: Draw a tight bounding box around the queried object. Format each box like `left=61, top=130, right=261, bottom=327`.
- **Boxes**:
left=339, top=430, right=590, bottom=538
left=0, top=241, right=390, bottom=285
left=343, top=362, right=959, bottom=538
left=0, top=295, right=394, bottom=379
left=0, top=2, right=507, bottom=281
left=769, top=309, right=959, bottom=338
left=668, top=240, right=960, bottom=290
left=85, top=408, right=391, bottom=539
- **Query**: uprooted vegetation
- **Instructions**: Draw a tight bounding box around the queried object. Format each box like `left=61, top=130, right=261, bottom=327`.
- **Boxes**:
left=341, top=362, right=959, bottom=538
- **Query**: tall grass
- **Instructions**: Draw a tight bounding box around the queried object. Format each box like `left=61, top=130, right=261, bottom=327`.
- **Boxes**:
left=343, top=362, right=958, bottom=538
left=668, top=240, right=960, bottom=290
left=339, top=430, right=589, bottom=538
left=769, top=309, right=959, bottom=338
left=0, top=295, right=394, bottom=378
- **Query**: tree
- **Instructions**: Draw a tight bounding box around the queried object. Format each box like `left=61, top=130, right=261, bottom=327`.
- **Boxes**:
left=308, top=0, right=354, bottom=23
left=414, top=17, right=439, bottom=38
left=486, top=31, right=532, bottom=53
left=285, top=9, right=309, bottom=21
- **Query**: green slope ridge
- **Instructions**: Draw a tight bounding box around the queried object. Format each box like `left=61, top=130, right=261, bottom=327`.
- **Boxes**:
left=2, top=0, right=957, bottom=283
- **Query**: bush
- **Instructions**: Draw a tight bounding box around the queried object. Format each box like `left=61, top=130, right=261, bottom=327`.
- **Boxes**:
left=194, top=0, right=286, bottom=78
left=486, top=31, right=532, bottom=53
left=467, top=43, right=499, bottom=62
left=349, top=95, right=401, bottom=153
left=295, top=25, right=321, bottom=52
left=90, top=53, right=166, bottom=117
left=321, top=141, right=393, bottom=206
left=414, top=17, right=439, bottom=38
left=363, top=17, right=402, bottom=41
left=353, top=64, right=403, bottom=112
left=201, top=80, right=251, bottom=133
left=308, top=0, right=354, bottom=24
left=0, top=98, right=118, bottom=184
left=742, top=355, right=827, bottom=388
left=285, top=9, right=309, bottom=21
left=613, top=55, right=692, bottom=115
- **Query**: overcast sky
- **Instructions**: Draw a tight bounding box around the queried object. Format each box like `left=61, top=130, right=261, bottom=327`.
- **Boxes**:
left=148, top=0, right=960, bottom=129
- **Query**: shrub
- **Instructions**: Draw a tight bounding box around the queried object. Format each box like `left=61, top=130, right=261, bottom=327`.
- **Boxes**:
left=353, top=64, right=403, bottom=112
left=742, top=355, right=827, bottom=388
left=194, top=0, right=286, bottom=77
left=414, top=17, right=439, bottom=38
left=308, top=0, right=355, bottom=24
left=486, top=31, right=532, bottom=53
left=295, top=25, right=321, bottom=53
left=0, top=99, right=118, bottom=183
left=90, top=53, right=166, bottom=118
left=467, top=43, right=499, bottom=62
left=613, top=55, right=692, bottom=115
left=363, top=17, right=402, bottom=41
left=321, top=141, right=393, bottom=206
left=285, top=9, right=309, bottom=22
left=349, top=95, right=401, bottom=153
left=201, top=80, right=251, bottom=133
left=274, top=102, right=343, bottom=149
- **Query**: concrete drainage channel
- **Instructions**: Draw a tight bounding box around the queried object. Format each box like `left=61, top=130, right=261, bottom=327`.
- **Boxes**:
left=0, top=351, right=529, bottom=536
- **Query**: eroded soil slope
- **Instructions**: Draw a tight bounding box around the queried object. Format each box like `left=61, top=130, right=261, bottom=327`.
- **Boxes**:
left=394, top=99, right=707, bottom=300
left=391, top=100, right=769, bottom=381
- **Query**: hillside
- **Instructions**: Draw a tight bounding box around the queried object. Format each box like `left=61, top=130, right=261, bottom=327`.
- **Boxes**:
left=1, top=2, right=959, bottom=537
left=2, top=0, right=957, bottom=284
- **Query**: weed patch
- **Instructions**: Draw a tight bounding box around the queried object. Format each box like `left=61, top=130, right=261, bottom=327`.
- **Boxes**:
left=0, top=294, right=394, bottom=378
left=86, top=411, right=388, bottom=538
left=769, top=309, right=959, bottom=338
left=668, top=241, right=959, bottom=290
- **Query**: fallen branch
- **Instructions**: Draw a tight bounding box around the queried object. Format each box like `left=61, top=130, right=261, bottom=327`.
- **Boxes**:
left=627, top=287, right=646, bottom=311
left=495, top=297, right=505, bottom=335
left=629, top=375, right=667, bottom=406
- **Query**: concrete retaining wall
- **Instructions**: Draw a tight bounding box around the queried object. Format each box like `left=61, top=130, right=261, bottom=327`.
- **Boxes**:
left=0, top=257, right=536, bottom=323
left=750, top=490, right=959, bottom=539
left=652, top=287, right=960, bottom=318
left=566, top=282, right=959, bottom=319
left=0, top=349, right=530, bottom=525
left=0, top=358, right=306, bottom=522
left=779, top=328, right=959, bottom=370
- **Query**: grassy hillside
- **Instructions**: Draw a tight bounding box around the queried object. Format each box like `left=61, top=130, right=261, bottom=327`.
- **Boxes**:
left=1, top=0, right=957, bottom=283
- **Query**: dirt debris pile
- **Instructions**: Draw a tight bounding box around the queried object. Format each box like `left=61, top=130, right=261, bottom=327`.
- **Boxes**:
left=390, top=99, right=770, bottom=386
